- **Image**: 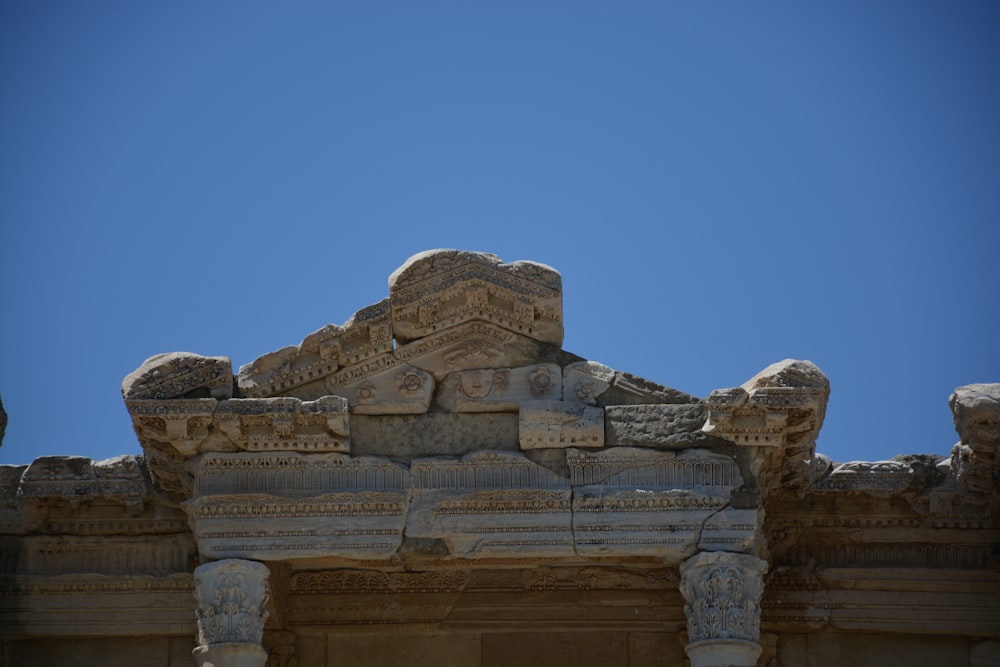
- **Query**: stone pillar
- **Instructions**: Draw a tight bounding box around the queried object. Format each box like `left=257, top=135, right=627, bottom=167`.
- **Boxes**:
left=193, top=559, right=270, bottom=667
left=679, top=551, right=767, bottom=667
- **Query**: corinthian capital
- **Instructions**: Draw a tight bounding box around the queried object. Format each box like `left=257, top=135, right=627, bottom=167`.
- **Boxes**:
left=194, top=559, right=270, bottom=647
left=680, top=551, right=768, bottom=667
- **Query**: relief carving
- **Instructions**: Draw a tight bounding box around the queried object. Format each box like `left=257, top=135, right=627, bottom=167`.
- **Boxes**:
left=679, top=551, right=767, bottom=667
left=389, top=249, right=563, bottom=346
left=122, top=352, right=233, bottom=401
left=194, top=558, right=270, bottom=646
left=438, top=364, right=561, bottom=412
left=519, top=400, right=604, bottom=449
left=216, top=396, right=350, bottom=453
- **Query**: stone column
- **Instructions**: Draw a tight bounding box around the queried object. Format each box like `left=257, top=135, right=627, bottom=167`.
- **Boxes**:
left=679, top=551, right=767, bottom=667
left=193, top=559, right=270, bottom=667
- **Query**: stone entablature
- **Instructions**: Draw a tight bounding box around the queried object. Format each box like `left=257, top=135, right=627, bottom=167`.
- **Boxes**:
left=1, top=249, right=997, bottom=667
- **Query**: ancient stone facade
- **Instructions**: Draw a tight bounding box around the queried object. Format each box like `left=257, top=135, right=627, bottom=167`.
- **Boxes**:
left=2, top=249, right=998, bottom=667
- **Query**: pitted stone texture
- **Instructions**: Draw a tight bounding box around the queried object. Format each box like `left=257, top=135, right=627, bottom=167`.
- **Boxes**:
left=437, top=364, right=561, bottom=412
left=123, top=352, right=233, bottom=400
left=519, top=400, right=604, bottom=449
left=568, top=447, right=747, bottom=563
left=949, top=383, right=1000, bottom=501
left=351, top=412, right=519, bottom=458
left=605, top=404, right=714, bottom=449
left=563, top=360, right=614, bottom=405
left=407, top=451, right=574, bottom=558
left=389, top=249, right=563, bottom=346
left=184, top=451, right=408, bottom=561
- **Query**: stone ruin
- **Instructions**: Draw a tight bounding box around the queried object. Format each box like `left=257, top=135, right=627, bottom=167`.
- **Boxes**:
left=1, top=249, right=998, bottom=667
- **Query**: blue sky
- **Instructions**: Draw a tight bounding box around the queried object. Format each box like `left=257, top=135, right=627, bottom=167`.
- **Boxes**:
left=1, top=2, right=997, bottom=467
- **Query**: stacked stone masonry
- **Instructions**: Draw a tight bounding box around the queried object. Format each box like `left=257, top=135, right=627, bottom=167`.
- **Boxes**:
left=1, top=250, right=998, bottom=667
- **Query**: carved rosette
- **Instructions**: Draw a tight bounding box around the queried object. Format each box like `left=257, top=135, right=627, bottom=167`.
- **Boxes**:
left=679, top=551, right=767, bottom=667
left=194, top=559, right=270, bottom=649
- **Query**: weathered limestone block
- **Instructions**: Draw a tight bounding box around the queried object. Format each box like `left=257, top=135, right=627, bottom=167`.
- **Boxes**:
left=122, top=352, right=233, bottom=400
left=437, top=364, right=561, bottom=412
left=184, top=452, right=408, bottom=560
left=237, top=301, right=393, bottom=401
left=519, top=400, right=604, bottom=449
left=568, top=448, right=748, bottom=562
left=597, top=371, right=700, bottom=406
left=705, top=359, right=829, bottom=446
left=563, top=360, right=614, bottom=405
left=389, top=249, right=564, bottom=346
left=287, top=570, right=470, bottom=626
left=126, top=398, right=218, bottom=457
left=396, top=321, right=549, bottom=379
left=18, top=456, right=98, bottom=502
left=704, top=359, right=830, bottom=495
left=327, top=361, right=435, bottom=415
left=351, top=412, right=520, bottom=458
left=605, top=404, right=714, bottom=449
left=407, top=451, right=574, bottom=558
left=237, top=324, right=343, bottom=400
left=680, top=551, right=767, bottom=667
left=194, top=558, right=269, bottom=667
left=812, top=460, right=915, bottom=497
left=216, top=396, right=350, bottom=452
left=948, top=383, right=1000, bottom=502
left=16, top=456, right=149, bottom=514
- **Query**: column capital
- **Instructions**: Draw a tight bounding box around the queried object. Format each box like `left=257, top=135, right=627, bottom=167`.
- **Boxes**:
left=193, top=559, right=270, bottom=667
left=680, top=551, right=767, bottom=667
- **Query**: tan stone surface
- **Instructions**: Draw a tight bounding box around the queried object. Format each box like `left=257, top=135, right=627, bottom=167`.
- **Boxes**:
left=519, top=400, right=604, bottom=449
left=351, top=412, right=519, bottom=457
left=2, top=637, right=185, bottom=667
left=605, top=403, right=714, bottom=448
left=330, top=632, right=482, bottom=667
left=801, top=632, right=970, bottom=667
left=482, top=631, right=628, bottom=667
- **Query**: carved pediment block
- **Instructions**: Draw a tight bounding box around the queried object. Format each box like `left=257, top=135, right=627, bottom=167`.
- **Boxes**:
left=16, top=455, right=151, bottom=513
left=563, top=360, right=614, bottom=405
left=19, top=456, right=98, bottom=500
left=394, top=321, right=547, bottom=379
left=216, top=396, right=350, bottom=452
left=406, top=451, right=574, bottom=558
left=519, top=400, right=604, bottom=449
left=123, top=352, right=233, bottom=400
left=326, top=359, right=434, bottom=415
left=568, top=448, right=746, bottom=562
left=437, top=364, right=561, bottom=412
left=811, top=460, right=914, bottom=497
left=704, top=360, right=830, bottom=448
left=184, top=452, right=408, bottom=560
left=126, top=398, right=218, bottom=457
left=236, top=301, right=394, bottom=400
left=389, top=249, right=563, bottom=346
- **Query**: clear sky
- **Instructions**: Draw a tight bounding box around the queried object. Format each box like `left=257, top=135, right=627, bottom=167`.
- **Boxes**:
left=1, top=2, right=997, bottom=468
